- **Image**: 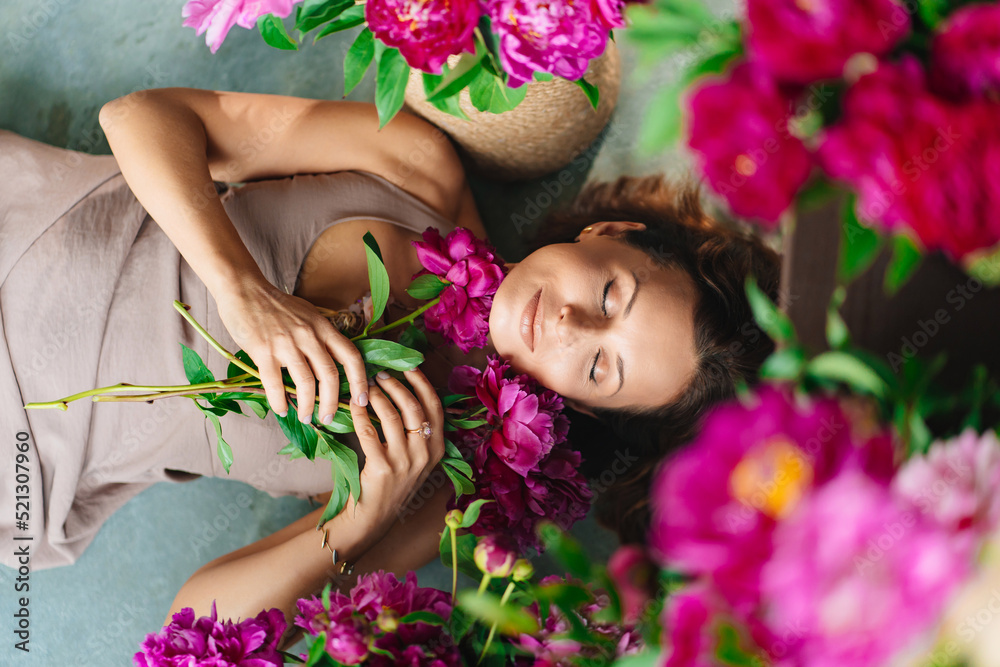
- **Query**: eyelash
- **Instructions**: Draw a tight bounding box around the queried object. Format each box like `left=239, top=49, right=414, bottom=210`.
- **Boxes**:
left=589, top=279, right=614, bottom=384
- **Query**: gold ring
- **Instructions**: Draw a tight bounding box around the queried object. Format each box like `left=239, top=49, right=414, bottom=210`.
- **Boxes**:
left=405, top=421, right=433, bottom=439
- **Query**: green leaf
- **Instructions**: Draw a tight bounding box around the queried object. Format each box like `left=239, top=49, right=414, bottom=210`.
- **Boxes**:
left=439, top=531, right=480, bottom=579
left=314, top=5, right=365, bottom=40
left=610, top=649, right=664, bottom=667
left=442, top=462, right=476, bottom=497
left=883, top=233, right=923, bottom=296
left=572, top=77, right=600, bottom=110
left=399, top=610, right=446, bottom=625
left=318, top=475, right=350, bottom=526
left=536, top=522, right=591, bottom=578
left=320, top=431, right=361, bottom=507
left=758, top=346, right=806, bottom=382
left=278, top=441, right=307, bottom=459
left=397, top=324, right=428, bottom=352
left=745, top=275, right=796, bottom=345
left=406, top=274, right=449, bottom=300
left=275, top=411, right=319, bottom=459
left=825, top=286, right=850, bottom=350
left=838, top=196, right=885, bottom=285
left=374, top=43, right=410, bottom=128
left=420, top=72, right=470, bottom=119
left=295, top=0, right=353, bottom=34
left=468, top=68, right=526, bottom=113
left=344, top=28, right=374, bottom=96
left=361, top=231, right=391, bottom=335
left=180, top=343, right=215, bottom=385
left=917, top=0, right=950, bottom=28
left=199, top=407, right=234, bottom=474
left=226, top=349, right=258, bottom=377
left=355, top=338, right=424, bottom=370
left=459, top=499, right=493, bottom=528
left=533, top=71, right=554, bottom=82
left=806, top=351, right=890, bottom=398
left=426, top=49, right=486, bottom=102
left=305, top=631, right=327, bottom=666
left=257, top=14, right=298, bottom=50
left=457, top=590, right=539, bottom=635
left=320, top=408, right=355, bottom=434
left=442, top=455, right=474, bottom=479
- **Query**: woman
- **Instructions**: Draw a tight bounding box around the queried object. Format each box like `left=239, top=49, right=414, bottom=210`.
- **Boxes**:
left=0, top=87, right=779, bottom=646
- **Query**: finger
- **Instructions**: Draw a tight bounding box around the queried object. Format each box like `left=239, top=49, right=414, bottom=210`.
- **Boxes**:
left=373, top=370, right=426, bottom=432
left=327, top=334, right=369, bottom=409
left=401, top=368, right=445, bottom=463
left=348, top=379, right=387, bottom=471
left=299, top=336, right=340, bottom=425
left=257, top=354, right=289, bottom=418
left=281, top=349, right=317, bottom=423
left=365, top=381, right=407, bottom=465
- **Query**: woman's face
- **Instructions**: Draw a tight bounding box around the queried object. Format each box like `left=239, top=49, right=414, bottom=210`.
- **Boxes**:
left=487, top=221, right=699, bottom=414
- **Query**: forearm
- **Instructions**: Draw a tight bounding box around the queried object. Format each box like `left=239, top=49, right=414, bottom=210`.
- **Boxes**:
left=165, top=501, right=368, bottom=642
left=99, top=91, right=264, bottom=298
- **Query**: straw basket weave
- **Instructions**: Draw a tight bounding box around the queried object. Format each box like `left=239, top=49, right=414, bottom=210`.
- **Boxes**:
left=402, top=41, right=621, bottom=181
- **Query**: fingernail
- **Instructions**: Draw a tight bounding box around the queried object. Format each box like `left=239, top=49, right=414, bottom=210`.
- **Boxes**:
left=299, top=412, right=311, bottom=424
left=357, top=392, right=368, bottom=407
left=377, top=370, right=390, bottom=380
left=367, top=376, right=376, bottom=386
left=276, top=409, right=287, bottom=418
left=322, top=413, right=333, bottom=425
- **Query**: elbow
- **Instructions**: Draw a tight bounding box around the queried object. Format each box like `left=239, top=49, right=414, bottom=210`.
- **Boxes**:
left=98, top=88, right=168, bottom=134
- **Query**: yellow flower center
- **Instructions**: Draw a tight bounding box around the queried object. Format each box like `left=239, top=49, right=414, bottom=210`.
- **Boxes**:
left=734, top=154, right=758, bottom=177
left=728, top=436, right=813, bottom=519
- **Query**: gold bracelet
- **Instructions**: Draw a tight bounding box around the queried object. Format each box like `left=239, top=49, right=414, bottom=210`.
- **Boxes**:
left=319, top=527, right=355, bottom=575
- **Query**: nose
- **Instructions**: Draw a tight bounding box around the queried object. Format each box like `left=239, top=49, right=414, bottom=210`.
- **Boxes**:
left=554, top=303, right=603, bottom=348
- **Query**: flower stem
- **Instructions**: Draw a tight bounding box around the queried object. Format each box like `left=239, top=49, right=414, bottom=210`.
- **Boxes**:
left=349, top=297, right=440, bottom=342
left=450, top=526, right=459, bottom=603
left=24, top=376, right=259, bottom=410
left=477, top=573, right=492, bottom=595
left=478, top=581, right=516, bottom=664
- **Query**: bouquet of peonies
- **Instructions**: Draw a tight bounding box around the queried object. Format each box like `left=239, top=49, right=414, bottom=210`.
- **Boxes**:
left=26, top=226, right=510, bottom=532
left=180, top=0, right=637, bottom=126
left=630, top=0, right=1000, bottom=285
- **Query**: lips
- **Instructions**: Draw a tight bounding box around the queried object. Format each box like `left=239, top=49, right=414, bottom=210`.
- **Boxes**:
left=520, top=288, right=542, bottom=352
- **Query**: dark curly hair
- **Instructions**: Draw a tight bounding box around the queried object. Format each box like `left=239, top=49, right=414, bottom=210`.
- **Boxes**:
left=526, top=174, right=782, bottom=545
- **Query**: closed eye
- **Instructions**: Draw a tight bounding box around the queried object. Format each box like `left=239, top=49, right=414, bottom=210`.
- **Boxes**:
left=590, top=279, right=614, bottom=383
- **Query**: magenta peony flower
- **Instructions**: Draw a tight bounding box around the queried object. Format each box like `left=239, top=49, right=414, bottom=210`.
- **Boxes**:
left=648, top=385, right=895, bottom=616
left=591, top=0, right=626, bottom=30
left=364, top=0, right=482, bottom=74
left=474, top=534, right=519, bottom=577
left=475, top=355, right=570, bottom=476
left=297, top=571, right=460, bottom=666
left=931, top=2, right=1000, bottom=99
left=411, top=226, right=507, bottom=353
left=893, top=428, right=1000, bottom=557
left=661, top=586, right=727, bottom=667
left=818, top=56, right=1000, bottom=259
left=686, top=61, right=813, bottom=227
left=294, top=594, right=372, bottom=665
left=182, top=0, right=299, bottom=54
left=349, top=570, right=460, bottom=666
left=745, top=0, right=910, bottom=84
left=485, top=0, right=611, bottom=88
left=760, top=470, right=969, bottom=667
left=607, top=545, right=656, bottom=625
left=454, top=443, right=592, bottom=553
left=135, top=601, right=286, bottom=667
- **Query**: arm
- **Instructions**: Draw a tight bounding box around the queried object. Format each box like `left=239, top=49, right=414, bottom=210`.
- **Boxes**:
left=97, top=88, right=477, bottom=422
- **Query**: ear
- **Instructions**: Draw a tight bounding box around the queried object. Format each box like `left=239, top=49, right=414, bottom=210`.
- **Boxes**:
left=576, top=220, right=647, bottom=242
left=564, top=397, right=598, bottom=418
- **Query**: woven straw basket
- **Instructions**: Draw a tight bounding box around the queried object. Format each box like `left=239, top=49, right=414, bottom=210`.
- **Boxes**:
left=402, top=41, right=621, bottom=181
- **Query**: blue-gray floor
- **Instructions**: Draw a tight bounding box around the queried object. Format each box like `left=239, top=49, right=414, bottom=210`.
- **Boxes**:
left=0, top=0, right=716, bottom=663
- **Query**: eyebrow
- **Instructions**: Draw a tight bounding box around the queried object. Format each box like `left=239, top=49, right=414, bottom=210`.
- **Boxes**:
left=610, top=270, right=640, bottom=396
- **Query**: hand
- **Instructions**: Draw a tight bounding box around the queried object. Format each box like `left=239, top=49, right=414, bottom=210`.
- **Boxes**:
left=214, top=278, right=370, bottom=423
left=347, top=368, right=446, bottom=553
